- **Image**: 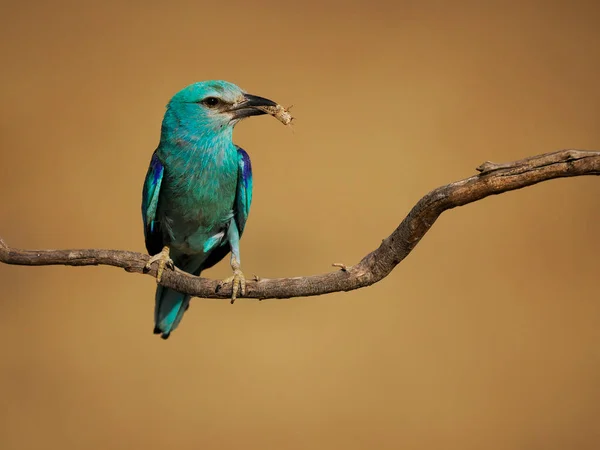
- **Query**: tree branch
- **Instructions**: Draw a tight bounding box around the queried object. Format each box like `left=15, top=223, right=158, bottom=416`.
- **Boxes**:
left=1, top=149, right=599, bottom=300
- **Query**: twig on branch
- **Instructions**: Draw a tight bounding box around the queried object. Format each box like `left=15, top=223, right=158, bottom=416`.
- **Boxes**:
left=1, top=149, right=599, bottom=300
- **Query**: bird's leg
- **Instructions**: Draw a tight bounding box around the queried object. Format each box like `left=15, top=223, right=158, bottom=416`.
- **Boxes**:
left=145, top=246, right=174, bottom=283
left=217, top=219, right=246, bottom=304
left=218, top=256, right=246, bottom=304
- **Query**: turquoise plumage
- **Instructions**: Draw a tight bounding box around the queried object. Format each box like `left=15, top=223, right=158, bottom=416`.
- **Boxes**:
left=141, top=80, right=277, bottom=339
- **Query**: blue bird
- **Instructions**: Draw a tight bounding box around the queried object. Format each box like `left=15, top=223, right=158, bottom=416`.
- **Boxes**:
left=141, top=80, right=281, bottom=339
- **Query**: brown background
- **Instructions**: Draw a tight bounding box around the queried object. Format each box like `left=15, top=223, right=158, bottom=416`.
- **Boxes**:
left=1, top=1, right=599, bottom=449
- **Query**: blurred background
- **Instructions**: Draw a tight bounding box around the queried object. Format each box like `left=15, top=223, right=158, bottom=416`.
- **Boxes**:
left=1, top=1, right=599, bottom=449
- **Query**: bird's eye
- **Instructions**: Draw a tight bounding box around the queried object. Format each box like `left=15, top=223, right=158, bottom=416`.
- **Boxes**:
left=202, top=97, right=220, bottom=108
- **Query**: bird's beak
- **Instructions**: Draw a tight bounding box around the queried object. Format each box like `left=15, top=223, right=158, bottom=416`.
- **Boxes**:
left=229, top=93, right=278, bottom=120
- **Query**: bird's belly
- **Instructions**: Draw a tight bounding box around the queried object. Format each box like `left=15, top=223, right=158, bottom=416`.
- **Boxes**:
left=162, top=191, right=235, bottom=254
left=160, top=176, right=235, bottom=254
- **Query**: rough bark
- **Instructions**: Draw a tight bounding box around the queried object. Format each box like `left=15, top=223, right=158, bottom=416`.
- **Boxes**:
left=1, top=149, right=599, bottom=300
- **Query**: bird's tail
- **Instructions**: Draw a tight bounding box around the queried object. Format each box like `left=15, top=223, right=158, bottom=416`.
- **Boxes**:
left=153, top=286, right=191, bottom=339
left=153, top=255, right=202, bottom=340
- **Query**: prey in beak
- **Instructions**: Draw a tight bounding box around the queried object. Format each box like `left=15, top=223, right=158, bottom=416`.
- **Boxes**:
left=229, top=94, right=294, bottom=125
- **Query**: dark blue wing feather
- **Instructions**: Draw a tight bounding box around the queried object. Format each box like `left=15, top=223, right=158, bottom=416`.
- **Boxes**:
left=141, top=151, right=164, bottom=255
left=234, top=146, right=253, bottom=235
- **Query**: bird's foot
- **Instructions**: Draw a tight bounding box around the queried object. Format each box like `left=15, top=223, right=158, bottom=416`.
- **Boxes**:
left=145, top=246, right=174, bottom=283
left=218, top=268, right=246, bottom=304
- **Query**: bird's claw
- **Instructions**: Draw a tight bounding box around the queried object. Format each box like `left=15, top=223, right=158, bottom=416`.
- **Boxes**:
left=218, top=268, right=246, bottom=304
left=145, top=246, right=173, bottom=283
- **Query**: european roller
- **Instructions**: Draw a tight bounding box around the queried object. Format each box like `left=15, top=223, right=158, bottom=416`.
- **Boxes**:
left=141, top=80, right=283, bottom=339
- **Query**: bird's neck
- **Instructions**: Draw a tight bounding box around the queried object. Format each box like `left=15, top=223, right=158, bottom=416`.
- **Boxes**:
left=159, top=107, right=235, bottom=151
left=161, top=129, right=235, bottom=154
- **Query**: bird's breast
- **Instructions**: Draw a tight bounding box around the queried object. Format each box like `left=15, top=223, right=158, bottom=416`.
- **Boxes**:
left=158, top=146, right=239, bottom=253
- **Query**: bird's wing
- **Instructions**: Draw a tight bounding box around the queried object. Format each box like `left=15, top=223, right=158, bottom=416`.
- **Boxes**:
left=141, top=151, right=165, bottom=255
left=200, top=146, right=253, bottom=271
left=234, top=146, right=253, bottom=235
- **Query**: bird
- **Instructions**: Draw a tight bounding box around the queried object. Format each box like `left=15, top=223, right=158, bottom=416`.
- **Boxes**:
left=141, top=80, right=280, bottom=339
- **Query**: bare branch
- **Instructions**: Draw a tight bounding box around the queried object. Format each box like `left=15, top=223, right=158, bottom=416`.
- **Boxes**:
left=1, top=149, right=599, bottom=300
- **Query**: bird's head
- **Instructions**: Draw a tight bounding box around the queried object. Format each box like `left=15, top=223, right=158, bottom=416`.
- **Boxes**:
left=162, top=80, right=278, bottom=141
